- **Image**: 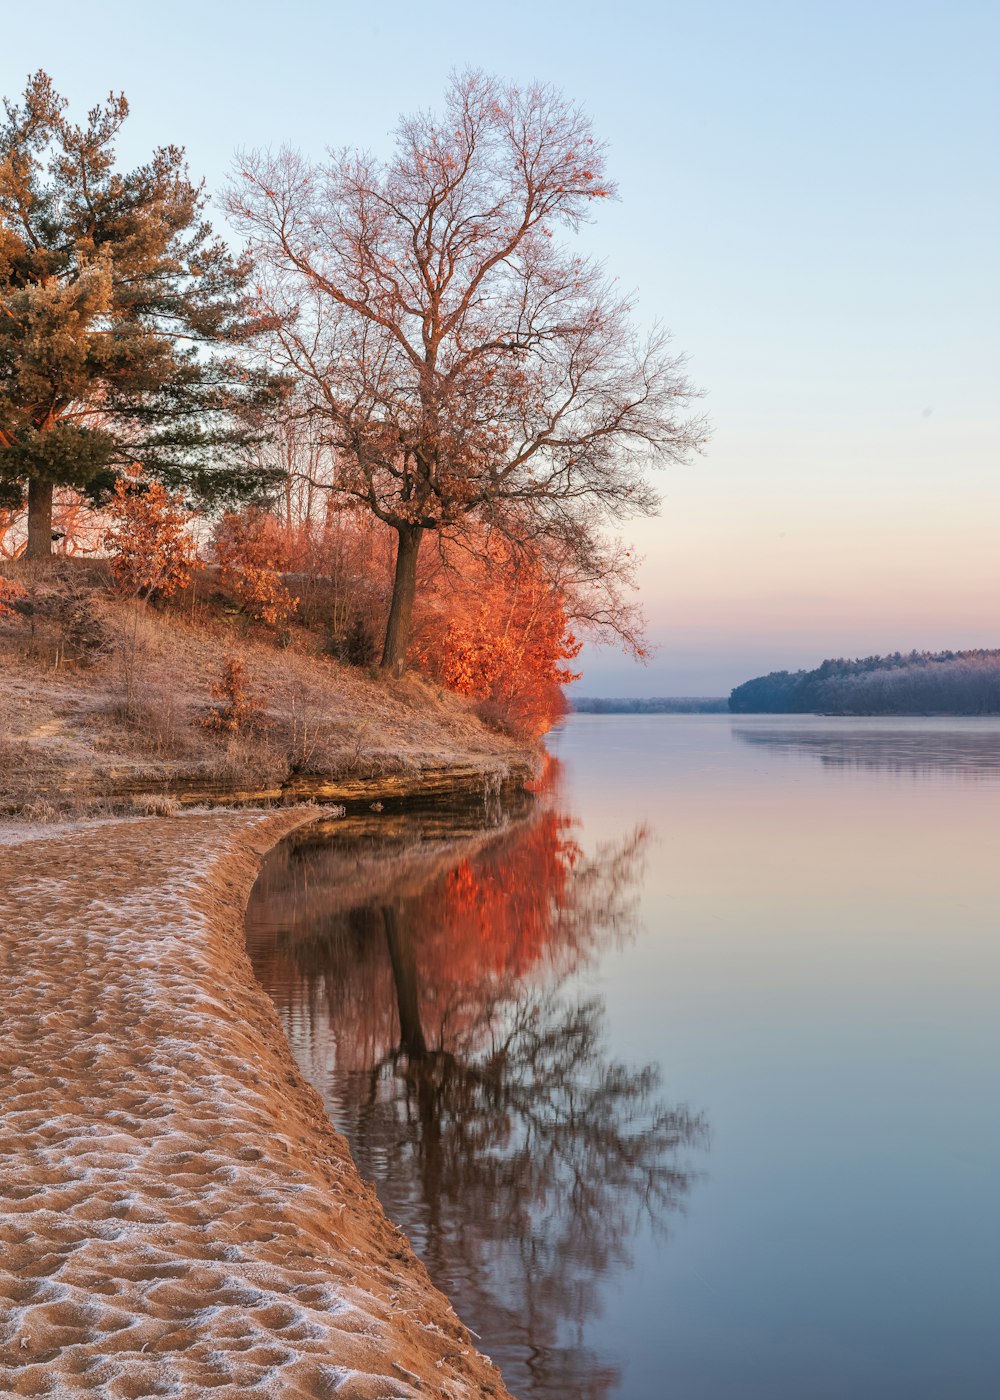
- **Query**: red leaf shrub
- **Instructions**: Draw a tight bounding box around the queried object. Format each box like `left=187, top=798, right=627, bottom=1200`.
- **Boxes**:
left=420, top=542, right=581, bottom=738
left=104, top=470, right=196, bottom=600
left=212, top=509, right=299, bottom=626
left=0, top=576, right=26, bottom=617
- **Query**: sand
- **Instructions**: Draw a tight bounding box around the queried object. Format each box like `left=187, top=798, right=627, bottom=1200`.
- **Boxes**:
left=0, top=809, right=514, bottom=1399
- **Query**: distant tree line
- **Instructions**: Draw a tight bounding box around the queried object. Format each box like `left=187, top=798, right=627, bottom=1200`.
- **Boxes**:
left=729, top=650, right=1000, bottom=715
left=571, top=696, right=728, bottom=714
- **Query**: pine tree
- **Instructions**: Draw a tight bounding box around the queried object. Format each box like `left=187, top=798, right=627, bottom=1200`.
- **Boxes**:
left=0, top=72, right=280, bottom=558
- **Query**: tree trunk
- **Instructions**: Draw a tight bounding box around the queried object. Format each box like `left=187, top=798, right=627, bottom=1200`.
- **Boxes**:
left=380, top=524, right=422, bottom=677
left=383, top=903, right=428, bottom=1059
left=25, top=479, right=54, bottom=560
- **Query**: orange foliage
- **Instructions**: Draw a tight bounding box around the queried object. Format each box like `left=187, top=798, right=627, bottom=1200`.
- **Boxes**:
left=247, top=800, right=647, bottom=1077
left=213, top=509, right=299, bottom=626
left=427, top=812, right=584, bottom=985
left=204, top=499, right=584, bottom=731
left=0, top=575, right=26, bottom=617
left=420, top=544, right=581, bottom=738
left=202, top=655, right=262, bottom=733
left=103, top=469, right=196, bottom=600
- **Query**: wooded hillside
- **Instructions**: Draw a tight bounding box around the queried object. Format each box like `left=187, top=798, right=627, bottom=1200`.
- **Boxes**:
left=729, top=650, right=1000, bottom=715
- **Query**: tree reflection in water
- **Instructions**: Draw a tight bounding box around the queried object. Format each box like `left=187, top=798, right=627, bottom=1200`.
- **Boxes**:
left=247, top=801, right=707, bottom=1400
left=733, top=720, right=1000, bottom=778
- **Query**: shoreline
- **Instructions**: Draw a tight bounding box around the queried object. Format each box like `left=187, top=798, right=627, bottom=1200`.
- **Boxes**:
left=116, top=754, right=539, bottom=814
left=0, top=803, right=516, bottom=1398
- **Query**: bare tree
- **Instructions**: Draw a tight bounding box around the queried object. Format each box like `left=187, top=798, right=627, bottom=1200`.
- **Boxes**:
left=228, top=71, right=707, bottom=674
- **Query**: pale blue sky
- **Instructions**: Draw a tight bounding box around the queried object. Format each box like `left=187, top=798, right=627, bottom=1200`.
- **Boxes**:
left=4, top=1, right=997, bottom=694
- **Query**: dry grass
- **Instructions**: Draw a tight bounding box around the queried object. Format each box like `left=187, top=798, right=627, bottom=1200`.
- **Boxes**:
left=0, top=696, right=13, bottom=770
left=0, top=558, right=532, bottom=816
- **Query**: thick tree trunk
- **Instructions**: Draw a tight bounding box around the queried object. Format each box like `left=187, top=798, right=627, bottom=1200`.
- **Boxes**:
left=380, top=523, right=422, bottom=677
left=25, top=479, right=54, bottom=560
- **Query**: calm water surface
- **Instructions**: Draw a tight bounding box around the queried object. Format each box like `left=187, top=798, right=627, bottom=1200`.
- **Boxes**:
left=245, top=716, right=1000, bottom=1399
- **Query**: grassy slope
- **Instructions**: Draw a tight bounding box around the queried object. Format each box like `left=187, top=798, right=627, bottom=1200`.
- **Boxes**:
left=0, top=559, right=532, bottom=817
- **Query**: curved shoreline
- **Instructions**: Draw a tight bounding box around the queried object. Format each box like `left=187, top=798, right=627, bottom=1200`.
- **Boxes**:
left=0, top=807, right=515, bottom=1398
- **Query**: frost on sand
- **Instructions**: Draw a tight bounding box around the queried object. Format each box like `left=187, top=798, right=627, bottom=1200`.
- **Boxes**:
left=0, top=810, right=511, bottom=1398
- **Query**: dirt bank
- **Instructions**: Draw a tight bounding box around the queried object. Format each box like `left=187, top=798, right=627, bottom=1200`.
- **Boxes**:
left=0, top=561, right=536, bottom=819
left=0, top=808, right=515, bottom=1398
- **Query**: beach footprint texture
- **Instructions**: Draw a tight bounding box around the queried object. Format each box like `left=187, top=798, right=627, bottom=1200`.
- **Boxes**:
left=0, top=811, right=511, bottom=1399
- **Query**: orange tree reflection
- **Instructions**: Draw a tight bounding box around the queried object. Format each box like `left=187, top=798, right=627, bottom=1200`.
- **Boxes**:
left=248, top=808, right=706, bottom=1400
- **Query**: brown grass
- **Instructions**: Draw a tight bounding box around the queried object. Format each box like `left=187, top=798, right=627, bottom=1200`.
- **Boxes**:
left=0, top=558, right=533, bottom=816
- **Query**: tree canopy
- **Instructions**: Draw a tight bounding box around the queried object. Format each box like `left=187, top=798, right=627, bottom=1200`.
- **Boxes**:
left=228, top=70, right=707, bottom=672
left=0, top=71, right=279, bottom=557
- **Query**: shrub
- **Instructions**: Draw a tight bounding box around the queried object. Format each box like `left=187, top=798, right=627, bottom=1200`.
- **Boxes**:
left=420, top=548, right=581, bottom=739
left=343, top=611, right=378, bottom=667
left=104, top=469, right=196, bottom=600
left=132, top=794, right=180, bottom=817
left=212, top=509, right=299, bottom=626
left=202, top=655, right=264, bottom=734
left=0, top=575, right=26, bottom=617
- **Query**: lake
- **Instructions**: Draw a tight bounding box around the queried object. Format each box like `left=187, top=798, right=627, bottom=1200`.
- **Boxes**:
left=245, top=715, right=1000, bottom=1399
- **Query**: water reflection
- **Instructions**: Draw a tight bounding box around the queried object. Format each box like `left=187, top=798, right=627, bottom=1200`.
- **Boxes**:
left=733, top=718, right=1000, bottom=778
left=247, top=800, right=706, bottom=1400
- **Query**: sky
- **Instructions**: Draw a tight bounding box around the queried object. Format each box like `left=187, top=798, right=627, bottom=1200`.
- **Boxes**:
left=4, top=0, right=997, bottom=695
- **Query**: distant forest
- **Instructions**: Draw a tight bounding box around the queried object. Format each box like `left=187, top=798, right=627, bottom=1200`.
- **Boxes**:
left=571, top=697, right=729, bottom=714
left=729, top=650, right=1000, bottom=715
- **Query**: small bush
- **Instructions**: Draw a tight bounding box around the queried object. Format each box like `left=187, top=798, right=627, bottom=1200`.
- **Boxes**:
left=213, top=510, right=299, bottom=626
left=107, top=684, right=203, bottom=759
left=104, top=469, right=197, bottom=601
left=202, top=656, right=264, bottom=734
left=344, top=611, right=378, bottom=667
left=231, top=562, right=299, bottom=627
left=325, top=611, right=379, bottom=667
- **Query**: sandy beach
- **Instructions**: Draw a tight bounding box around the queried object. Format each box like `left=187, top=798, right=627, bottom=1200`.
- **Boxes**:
left=0, top=809, right=513, bottom=1398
